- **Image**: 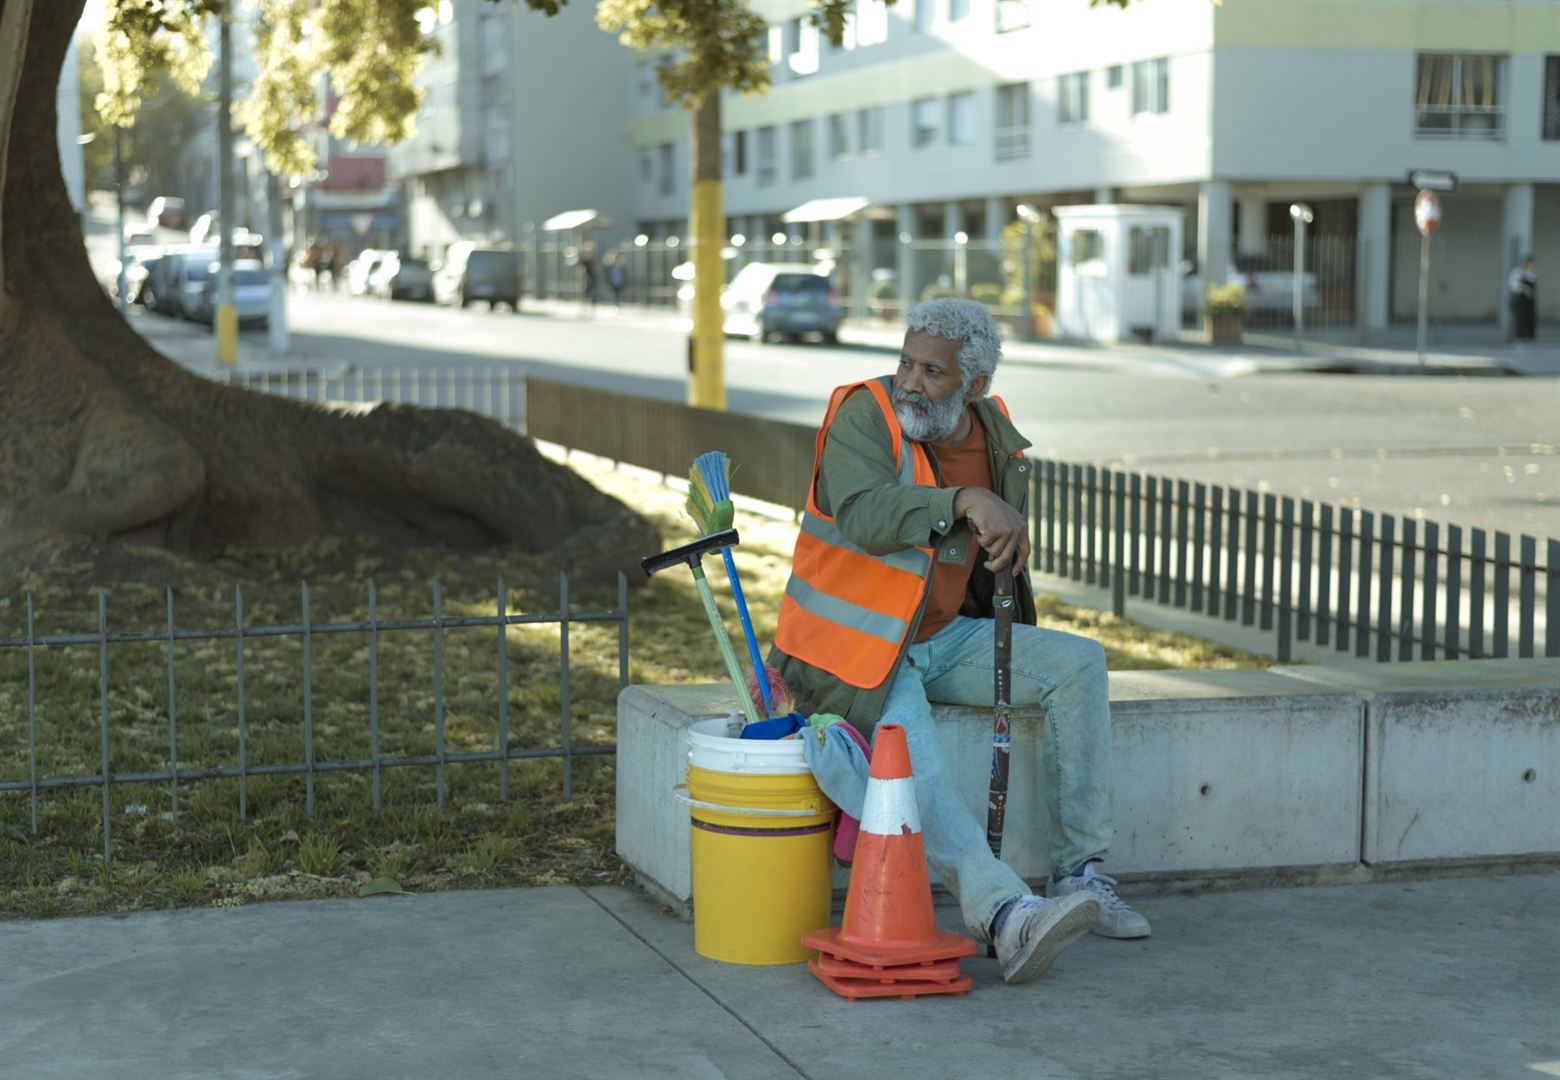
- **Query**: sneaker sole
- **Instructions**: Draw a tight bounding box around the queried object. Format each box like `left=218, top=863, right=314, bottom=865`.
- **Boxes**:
left=1003, top=897, right=1101, bottom=985
left=1090, top=921, right=1151, bottom=940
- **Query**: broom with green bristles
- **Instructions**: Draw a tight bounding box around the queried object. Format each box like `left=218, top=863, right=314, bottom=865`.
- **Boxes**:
left=687, top=451, right=790, bottom=720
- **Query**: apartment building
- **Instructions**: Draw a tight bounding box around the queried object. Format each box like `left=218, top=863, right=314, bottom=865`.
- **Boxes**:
left=389, top=0, right=637, bottom=261
left=629, top=0, right=1560, bottom=331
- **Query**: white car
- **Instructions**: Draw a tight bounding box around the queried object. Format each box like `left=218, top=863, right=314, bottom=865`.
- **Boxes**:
left=199, top=259, right=271, bottom=326
left=346, top=249, right=388, bottom=296
left=1182, top=255, right=1321, bottom=316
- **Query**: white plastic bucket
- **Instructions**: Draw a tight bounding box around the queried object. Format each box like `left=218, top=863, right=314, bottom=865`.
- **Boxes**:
left=687, top=716, right=810, bottom=775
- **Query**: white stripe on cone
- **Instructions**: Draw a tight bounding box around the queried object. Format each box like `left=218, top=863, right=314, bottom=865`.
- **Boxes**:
left=859, top=776, right=921, bottom=837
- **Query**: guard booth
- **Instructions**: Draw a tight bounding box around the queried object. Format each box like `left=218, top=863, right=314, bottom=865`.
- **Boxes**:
left=1055, top=205, right=1185, bottom=343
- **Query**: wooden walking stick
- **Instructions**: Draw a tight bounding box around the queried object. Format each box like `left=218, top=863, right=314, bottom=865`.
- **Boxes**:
left=985, top=570, right=1015, bottom=958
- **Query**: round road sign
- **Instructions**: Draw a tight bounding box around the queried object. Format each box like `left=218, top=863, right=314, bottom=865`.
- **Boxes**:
left=1414, top=190, right=1442, bottom=236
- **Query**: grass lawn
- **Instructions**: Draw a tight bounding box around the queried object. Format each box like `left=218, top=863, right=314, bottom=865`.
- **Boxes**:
left=0, top=449, right=1269, bottom=919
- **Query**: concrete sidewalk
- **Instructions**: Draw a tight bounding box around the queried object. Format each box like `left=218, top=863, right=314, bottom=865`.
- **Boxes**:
left=5, top=873, right=1558, bottom=1079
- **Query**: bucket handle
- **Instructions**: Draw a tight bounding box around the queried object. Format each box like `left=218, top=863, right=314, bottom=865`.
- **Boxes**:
left=672, top=785, right=829, bottom=818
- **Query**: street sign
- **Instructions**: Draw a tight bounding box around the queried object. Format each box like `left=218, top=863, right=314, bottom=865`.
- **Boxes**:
left=1414, top=191, right=1442, bottom=237
left=1408, top=169, right=1458, bottom=193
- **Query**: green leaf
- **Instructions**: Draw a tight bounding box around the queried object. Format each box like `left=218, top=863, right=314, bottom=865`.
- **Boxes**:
left=358, top=877, right=409, bottom=897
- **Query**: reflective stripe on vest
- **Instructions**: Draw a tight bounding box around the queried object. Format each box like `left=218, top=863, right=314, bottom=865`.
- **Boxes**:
left=775, top=377, right=938, bottom=689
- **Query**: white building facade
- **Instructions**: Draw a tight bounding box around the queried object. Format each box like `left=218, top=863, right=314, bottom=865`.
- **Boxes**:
left=626, top=0, right=1560, bottom=334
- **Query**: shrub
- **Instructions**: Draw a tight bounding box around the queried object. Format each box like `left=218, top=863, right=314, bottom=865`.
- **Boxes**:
left=1206, top=283, right=1246, bottom=317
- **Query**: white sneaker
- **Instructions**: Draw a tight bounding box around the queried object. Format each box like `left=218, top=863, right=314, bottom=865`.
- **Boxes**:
left=1049, top=865, right=1151, bottom=939
left=992, top=893, right=1100, bottom=985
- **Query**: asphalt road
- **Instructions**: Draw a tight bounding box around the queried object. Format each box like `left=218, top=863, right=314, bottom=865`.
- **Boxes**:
left=270, top=290, right=1558, bottom=542
left=83, top=208, right=1558, bottom=541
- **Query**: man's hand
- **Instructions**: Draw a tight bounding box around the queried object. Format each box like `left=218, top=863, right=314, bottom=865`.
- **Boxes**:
left=953, top=488, right=1029, bottom=575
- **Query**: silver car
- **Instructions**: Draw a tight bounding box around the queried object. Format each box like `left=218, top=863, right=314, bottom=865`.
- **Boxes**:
left=721, top=263, right=843, bottom=344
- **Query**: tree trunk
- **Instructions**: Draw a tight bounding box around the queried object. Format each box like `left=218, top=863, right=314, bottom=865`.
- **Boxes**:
left=0, top=0, right=657, bottom=584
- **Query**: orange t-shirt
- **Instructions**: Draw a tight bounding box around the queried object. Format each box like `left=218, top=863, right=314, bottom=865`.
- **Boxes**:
left=914, top=409, right=991, bottom=642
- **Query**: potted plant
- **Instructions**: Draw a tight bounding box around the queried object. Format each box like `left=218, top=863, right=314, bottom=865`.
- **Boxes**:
left=1205, top=283, right=1246, bottom=344
left=1030, top=301, right=1053, bottom=339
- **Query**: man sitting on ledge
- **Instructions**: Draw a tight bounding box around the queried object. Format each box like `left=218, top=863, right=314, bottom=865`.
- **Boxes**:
left=771, top=298, right=1150, bottom=986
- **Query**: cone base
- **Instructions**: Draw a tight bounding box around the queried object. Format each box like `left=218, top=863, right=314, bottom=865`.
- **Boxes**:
left=807, top=958, right=974, bottom=1000
left=815, top=951, right=965, bottom=984
left=802, top=925, right=979, bottom=969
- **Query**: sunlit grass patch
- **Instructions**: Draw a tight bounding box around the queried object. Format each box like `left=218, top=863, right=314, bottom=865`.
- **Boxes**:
left=1, top=451, right=1263, bottom=919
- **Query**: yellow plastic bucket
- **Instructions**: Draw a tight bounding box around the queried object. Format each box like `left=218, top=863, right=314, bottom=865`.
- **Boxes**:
left=681, top=718, right=836, bottom=966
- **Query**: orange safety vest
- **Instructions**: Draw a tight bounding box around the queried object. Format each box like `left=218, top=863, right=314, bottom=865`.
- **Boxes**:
left=776, top=377, right=1017, bottom=690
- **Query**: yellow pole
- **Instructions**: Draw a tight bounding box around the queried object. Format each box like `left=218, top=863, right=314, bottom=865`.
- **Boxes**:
left=690, top=179, right=725, bottom=409
left=688, top=94, right=724, bottom=410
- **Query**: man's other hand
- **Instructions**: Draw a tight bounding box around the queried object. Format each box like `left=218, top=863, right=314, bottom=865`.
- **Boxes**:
left=953, top=488, right=1029, bottom=574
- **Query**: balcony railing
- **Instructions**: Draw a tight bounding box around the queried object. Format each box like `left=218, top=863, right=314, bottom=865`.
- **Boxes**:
left=994, top=127, right=1030, bottom=160
left=1414, top=105, right=1505, bottom=140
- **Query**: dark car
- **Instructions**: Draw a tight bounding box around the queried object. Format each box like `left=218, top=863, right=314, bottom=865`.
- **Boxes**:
left=373, top=253, right=434, bottom=301
left=434, top=242, right=521, bottom=310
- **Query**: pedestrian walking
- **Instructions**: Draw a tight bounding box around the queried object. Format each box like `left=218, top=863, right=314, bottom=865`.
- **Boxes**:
left=579, top=241, right=600, bottom=315
left=1508, top=254, right=1537, bottom=342
left=605, top=249, right=626, bottom=311
left=770, top=297, right=1150, bottom=988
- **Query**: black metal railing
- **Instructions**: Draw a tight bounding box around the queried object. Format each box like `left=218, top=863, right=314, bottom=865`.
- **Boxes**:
left=1033, top=461, right=1557, bottom=663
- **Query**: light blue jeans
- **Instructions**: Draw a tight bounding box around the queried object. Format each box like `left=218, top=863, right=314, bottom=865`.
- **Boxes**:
left=811, top=616, right=1113, bottom=940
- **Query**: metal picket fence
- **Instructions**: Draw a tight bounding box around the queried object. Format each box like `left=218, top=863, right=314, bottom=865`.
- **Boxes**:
left=1, top=573, right=629, bottom=866
left=1032, top=461, right=1558, bottom=664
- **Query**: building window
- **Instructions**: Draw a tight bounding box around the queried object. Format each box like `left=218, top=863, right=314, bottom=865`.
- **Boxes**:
left=757, top=125, right=777, bottom=186
left=995, top=82, right=1030, bottom=159
left=947, top=91, right=975, bottom=145
left=829, top=113, right=851, bottom=159
left=855, top=0, right=888, bottom=46
left=1107, top=65, right=1123, bottom=89
left=788, top=18, right=820, bottom=76
left=858, top=105, right=885, bottom=154
left=1545, top=56, right=1560, bottom=140
left=638, top=62, right=653, bottom=98
left=639, top=148, right=652, bottom=182
left=948, top=0, right=970, bottom=22
left=914, top=0, right=935, bottom=32
left=995, top=0, right=1031, bottom=33
left=911, top=97, right=938, bottom=148
left=733, top=130, right=748, bottom=176
left=767, top=25, right=784, bottom=65
left=657, top=142, right=674, bottom=197
left=1058, top=71, right=1090, bottom=124
left=1070, top=229, right=1105, bottom=271
left=791, top=119, right=814, bottom=179
left=1415, top=53, right=1505, bottom=139
left=1131, top=57, right=1169, bottom=115
left=1128, top=227, right=1171, bottom=275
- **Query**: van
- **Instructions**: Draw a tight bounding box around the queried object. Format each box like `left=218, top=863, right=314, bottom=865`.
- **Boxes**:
left=434, top=242, right=521, bottom=310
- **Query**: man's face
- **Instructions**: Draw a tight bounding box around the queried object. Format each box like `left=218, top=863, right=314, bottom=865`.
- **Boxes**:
left=892, top=331, right=987, bottom=442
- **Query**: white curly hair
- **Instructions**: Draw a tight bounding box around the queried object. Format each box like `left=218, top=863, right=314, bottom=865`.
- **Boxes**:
left=904, top=297, right=1003, bottom=392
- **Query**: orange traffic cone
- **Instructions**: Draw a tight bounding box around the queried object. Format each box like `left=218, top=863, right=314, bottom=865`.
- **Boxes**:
left=802, top=723, right=977, bottom=1000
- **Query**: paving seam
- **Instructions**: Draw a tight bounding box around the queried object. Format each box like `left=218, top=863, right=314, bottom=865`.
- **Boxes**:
left=580, top=887, right=814, bottom=1080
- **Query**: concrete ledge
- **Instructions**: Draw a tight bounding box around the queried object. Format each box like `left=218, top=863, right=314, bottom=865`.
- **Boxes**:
left=1272, top=660, right=1560, bottom=866
left=617, top=668, right=1370, bottom=908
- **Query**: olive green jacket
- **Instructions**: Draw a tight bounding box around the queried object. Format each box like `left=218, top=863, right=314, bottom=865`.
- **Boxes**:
left=770, top=380, right=1036, bottom=733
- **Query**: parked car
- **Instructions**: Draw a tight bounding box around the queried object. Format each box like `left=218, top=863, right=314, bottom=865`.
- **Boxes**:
left=346, top=249, right=388, bottom=296
left=198, top=259, right=271, bottom=326
left=1181, top=255, right=1321, bottom=318
left=113, top=246, right=163, bottom=305
left=122, top=223, right=158, bottom=248
left=371, top=253, right=433, bottom=301
left=433, top=242, right=521, bottom=309
left=166, top=249, right=221, bottom=321
left=144, top=246, right=217, bottom=318
left=720, top=263, right=843, bottom=343
left=147, top=196, right=187, bottom=230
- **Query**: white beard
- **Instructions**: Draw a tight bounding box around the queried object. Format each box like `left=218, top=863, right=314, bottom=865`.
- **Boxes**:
left=892, top=384, right=968, bottom=443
